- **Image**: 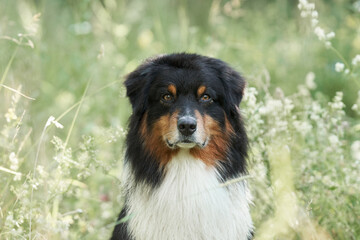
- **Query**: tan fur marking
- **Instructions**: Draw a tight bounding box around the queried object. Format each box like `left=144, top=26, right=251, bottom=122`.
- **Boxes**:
left=141, top=112, right=179, bottom=166
left=197, top=85, right=206, bottom=97
left=190, top=113, right=234, bottom=166
left=168, top=84, right=177, bottom=96
left=166, top=110, right=179, bottom=142
left=140, top=113, right=148, bottom=138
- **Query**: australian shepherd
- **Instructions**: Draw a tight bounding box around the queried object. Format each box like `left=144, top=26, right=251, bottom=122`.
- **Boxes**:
left=111, top=53, right=253, bottom=240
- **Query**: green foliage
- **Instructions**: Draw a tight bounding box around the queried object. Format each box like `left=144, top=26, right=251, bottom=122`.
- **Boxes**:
left=0, top=0, right=359, bottom=239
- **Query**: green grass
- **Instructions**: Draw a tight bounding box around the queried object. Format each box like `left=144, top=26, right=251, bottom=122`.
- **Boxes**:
left=0, top=0, right=360, bottom=239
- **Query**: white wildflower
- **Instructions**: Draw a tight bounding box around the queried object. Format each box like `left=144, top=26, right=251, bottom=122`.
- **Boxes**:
left=335, top=62, right=345, bottom=72
left=37, top=165, right=48, bottom=178
left=334, top=92, right=343, bottom=101
left=298, top=85, right=310, bottom=96
left=299, top=2, right=335, bottom=46
left=274, top=87, right=285, bottom=99
left=311, top=18, right=319, bottom=27
left=329, top=92, right=345, bottom=110
left=45, top=116, right=64, bottom=129
left=324, top=41, right=331, bottom=48
left=298, top=0, right=317, bottom=20
left=276, top=120, right=288, bottom=132
left=300, top=11, right=309, bottom=18
left=353, top=91, right=360, bottom=114
left=259, top=99, right=283, bottom=115
left=13, top=174, right=21, bottom=181
left=326, top=32, right=335, bottom=39
left=314, top=27, right=326, bottom=41
left=298, top=0, right=309, bottom=10
left=5, top=108, right=17, bottom=122
left=293, top=121, right=312, bottom=135
left=284, top=98, right=294, bottom=113
left=9, top=152, right=19, bottom=171
left=351, top=141, right=360, bottom=161
left=306, top=3, right=315, bottom=10
left=31, top=181, right=39, bottom=190
left=305, top=72, right=317, bottom=89
left=354, top=1, right=360, bottom=13
left=328, top=135, right=339, bottom=146
left=352, top=54, right=360, bottom=66
left=352, top=104, right=358, bottom=111
left=244, top=87, right=258, bottom=108
left=45, top=116, right=55, bottom=127
left=53, top=120, right=64, bottom=129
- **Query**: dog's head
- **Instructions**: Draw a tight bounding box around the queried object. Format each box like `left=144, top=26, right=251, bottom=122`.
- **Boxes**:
left=125, top=53, right=246, bottom=166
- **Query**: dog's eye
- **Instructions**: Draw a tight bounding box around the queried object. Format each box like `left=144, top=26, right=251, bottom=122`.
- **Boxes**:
left=200, top=94, right=212, bottom=102
left=162, top=94, right=173, bottom=102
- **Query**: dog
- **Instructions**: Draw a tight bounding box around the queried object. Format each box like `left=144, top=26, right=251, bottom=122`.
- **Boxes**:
left=111, top=53, right=253, bottom=240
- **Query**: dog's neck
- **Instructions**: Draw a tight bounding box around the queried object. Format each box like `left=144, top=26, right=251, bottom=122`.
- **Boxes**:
left=123, top=150, right=253, bottom=240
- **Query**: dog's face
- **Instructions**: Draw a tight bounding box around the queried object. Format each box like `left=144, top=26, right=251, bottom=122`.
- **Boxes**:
left=125, top=54, right=245, bottom=166
left=146, top=68, right=231, bottom=149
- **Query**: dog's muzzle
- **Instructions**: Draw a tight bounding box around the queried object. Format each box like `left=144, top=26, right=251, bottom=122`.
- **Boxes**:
left=165, top=114, right=207, bottom=149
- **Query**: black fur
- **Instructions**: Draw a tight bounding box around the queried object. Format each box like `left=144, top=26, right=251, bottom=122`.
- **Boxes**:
left=111, top=208, right=132, bottom=240
left=111, top=53, right=250, bottom=239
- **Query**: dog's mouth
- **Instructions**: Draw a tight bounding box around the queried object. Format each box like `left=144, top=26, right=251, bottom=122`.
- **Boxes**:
left=166, top=138, right=208, bottom=149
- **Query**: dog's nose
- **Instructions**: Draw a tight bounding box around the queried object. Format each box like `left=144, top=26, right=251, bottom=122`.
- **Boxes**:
left=178, top=117, right=197, bottom=136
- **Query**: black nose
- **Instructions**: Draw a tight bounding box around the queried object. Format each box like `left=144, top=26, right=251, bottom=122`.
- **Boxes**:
left=177, top=117, right=197, bottom=136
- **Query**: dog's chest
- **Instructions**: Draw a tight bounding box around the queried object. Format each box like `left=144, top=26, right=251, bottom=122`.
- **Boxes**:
left=125, top=151, right=253, bottom=240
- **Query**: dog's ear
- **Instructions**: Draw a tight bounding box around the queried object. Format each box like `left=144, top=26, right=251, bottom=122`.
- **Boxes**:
left=124, top=62, right=154, bottom=114
left=208, top=59, right=245, bottom=115
left=221, top=66, right=245, bottom=108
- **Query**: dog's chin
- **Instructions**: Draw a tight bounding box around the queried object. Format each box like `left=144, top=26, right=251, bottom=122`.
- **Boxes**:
left=176, top=142, right=197, bottom=149
left=166, top=138, right=208, bottom=149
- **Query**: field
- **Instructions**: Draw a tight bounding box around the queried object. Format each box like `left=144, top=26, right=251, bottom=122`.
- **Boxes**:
left=1, top=0, right=360, bottom=239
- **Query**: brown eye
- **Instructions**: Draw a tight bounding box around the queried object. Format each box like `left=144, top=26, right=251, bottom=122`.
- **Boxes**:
left=200, top=94, right=211, bottom=102
left=162, top=94, right=173, bottom=102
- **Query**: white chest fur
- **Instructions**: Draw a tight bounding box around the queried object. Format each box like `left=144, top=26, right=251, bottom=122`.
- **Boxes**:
left=123, top=150, right=253, bottom=240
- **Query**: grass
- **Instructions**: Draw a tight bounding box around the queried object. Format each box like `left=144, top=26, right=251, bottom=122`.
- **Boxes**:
left=0, top=0, right=360, bottom=239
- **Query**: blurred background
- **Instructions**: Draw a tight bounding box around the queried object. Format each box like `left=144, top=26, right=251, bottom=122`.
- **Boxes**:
left=1, top=0, right=360, bottom=239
